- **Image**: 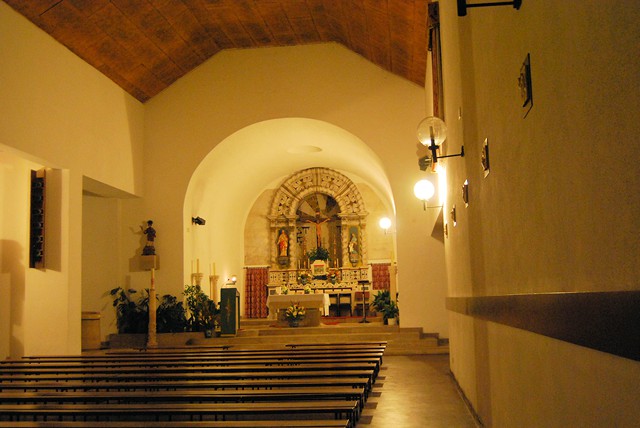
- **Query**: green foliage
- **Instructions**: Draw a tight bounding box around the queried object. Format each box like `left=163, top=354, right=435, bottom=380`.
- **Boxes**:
left=372, top=290, right=391, bottom=313
left=184, top=284, right=219, bottom=331
left=382, top=300, right=399, bottom=321
left=156, top=294, right=187, bottom=333
left=110, top=287, right=148, bottom=334
left=306, top=247, right=330, bottom=262
left=111, top=287, right=187, bottom=334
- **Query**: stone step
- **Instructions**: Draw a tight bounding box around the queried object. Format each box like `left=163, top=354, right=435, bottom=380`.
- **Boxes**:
left=107, top=317, right=449, bottom=355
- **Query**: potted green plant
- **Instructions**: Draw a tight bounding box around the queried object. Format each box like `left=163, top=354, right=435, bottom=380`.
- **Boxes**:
left=110, top=287, right=148, bottom=334
left=156, top=294, right=187, bottom=333
left=382, top=300, right=399, bottom=325
left=306, top=247, right=330, bottom=262
left=284, top=303, right=306, bottom=327
left=372, top=290, right=390, bottom=314
left=184, top=284, right=219, bottom=334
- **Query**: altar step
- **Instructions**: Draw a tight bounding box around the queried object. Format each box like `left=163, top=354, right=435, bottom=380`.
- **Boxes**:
left=232, top=318, right=448, bottom=356
left=107, top=317, right=448, bottom=356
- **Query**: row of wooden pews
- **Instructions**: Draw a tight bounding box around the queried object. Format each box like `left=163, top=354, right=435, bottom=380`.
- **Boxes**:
left=0, top=341, right=386, bottom=427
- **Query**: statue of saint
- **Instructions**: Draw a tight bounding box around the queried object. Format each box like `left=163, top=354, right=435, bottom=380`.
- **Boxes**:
left=348, top=232, right=358, bottom=255
left=277, top=229, right=288, bottom=257
left=141, top=220, right=156, bottom=255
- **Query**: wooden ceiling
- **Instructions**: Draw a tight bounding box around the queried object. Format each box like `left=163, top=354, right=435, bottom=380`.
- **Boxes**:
left=6, top=0, right=429, bottom=103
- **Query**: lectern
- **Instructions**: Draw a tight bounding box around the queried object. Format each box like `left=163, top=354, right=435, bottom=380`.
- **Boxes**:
left=220, top=287, right=240, bottom=336
left=358, top=280, right=370, bottom=324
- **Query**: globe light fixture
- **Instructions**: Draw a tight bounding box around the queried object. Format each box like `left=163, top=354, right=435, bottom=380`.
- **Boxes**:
left=414, top=179, right=441, bottom=210
left=416, top=116, right=464, bottom=169
left=379, top=217, right=392, bottom=234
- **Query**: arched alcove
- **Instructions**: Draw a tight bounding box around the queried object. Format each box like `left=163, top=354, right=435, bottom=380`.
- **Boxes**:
left=183, top=118, right=396, bottom=313
left=268, top=167, right=368, bottom=270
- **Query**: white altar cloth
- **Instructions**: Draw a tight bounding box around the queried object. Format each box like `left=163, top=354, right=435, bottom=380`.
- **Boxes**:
left=266, top=293, right=330, bottom=319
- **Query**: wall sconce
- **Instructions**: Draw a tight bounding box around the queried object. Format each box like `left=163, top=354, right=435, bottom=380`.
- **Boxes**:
left=192, top=216, right=206, bottom=225
left=227, top=275, right=237, bottom=285
left=457, top=0, right=523, bottom=17
left=414, top=179, right=443, bottom=210
left=379, top=217, right=392, bottom=234
left=417, top=116, right=464, bottom=171
left=462, top=180, right=469, bottom=207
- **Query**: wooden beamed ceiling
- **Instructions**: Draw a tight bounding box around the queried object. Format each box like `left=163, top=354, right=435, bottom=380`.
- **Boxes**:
left=6, top=0, right=429, bottom=102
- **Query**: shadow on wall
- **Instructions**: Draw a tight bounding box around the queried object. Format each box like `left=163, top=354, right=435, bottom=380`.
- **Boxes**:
left=0, top=240, right=26, bottom=358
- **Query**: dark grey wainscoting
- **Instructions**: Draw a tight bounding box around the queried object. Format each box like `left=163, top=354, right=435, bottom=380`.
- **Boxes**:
left=446, top=291, right=640, bottom=361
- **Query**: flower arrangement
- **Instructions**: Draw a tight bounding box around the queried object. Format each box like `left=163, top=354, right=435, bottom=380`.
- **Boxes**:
left=280, top=285, right=289, bottom=295
left=297, top=271, right=311, bottom=285
left=284, top=303, right=306, bottom=325
left=304, top=285, right=312, bottom=294
left=328, top=268, right=339, bottom=284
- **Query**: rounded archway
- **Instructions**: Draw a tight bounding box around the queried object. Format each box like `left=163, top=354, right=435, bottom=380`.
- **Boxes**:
left=183, top=118, right=396, bottom=310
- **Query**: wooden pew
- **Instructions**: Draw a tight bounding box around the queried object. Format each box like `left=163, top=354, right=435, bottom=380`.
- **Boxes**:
left=0, top=420, right=351, bottom=428
left=0, top=386, right=366, bottom=409
left=0, top=376, right=371, bottom=394
left=3, top=342, right=384, bottom=427
left=0, top=401, right=359, bottom=426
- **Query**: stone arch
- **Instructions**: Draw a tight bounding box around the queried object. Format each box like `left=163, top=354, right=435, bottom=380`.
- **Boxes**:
left=268, top=167, right=368, bottom=269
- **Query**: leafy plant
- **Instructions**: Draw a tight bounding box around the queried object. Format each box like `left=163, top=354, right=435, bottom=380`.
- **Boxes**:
left=110, top=287, right=148, bottom=334
left=382, top=300, right=399, bottom=322
left=156, top=294, right=187, bottom=333
left=184, top=284, right=219, bottom=331
left=306, top=247, right=330, bottom=262
left=372, top=290, right=391, bottom=313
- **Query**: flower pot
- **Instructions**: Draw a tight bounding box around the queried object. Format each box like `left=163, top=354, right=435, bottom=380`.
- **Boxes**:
left=289, top=320, right=300, bottom=327
left=387, top=317, right=397, bottom=326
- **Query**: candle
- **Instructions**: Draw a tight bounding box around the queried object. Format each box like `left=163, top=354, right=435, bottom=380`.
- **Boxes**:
left=191, top=260, right=194, bottom=274
left=196, top=258, right=200, bottom=274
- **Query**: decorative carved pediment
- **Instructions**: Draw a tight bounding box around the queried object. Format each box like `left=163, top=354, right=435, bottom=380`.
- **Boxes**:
left=269, top=168, right=367, bottom=219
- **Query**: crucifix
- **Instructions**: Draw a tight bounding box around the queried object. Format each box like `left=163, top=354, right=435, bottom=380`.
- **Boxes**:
left=305, top=210, right=330, bottom=248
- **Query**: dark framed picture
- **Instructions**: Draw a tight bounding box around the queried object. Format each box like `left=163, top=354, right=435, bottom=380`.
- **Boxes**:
left=519, top=53, right=533, bottom=117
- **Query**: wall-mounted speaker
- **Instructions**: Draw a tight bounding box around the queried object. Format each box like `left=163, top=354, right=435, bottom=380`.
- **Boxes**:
left=30, top=169, right=46, bottom=269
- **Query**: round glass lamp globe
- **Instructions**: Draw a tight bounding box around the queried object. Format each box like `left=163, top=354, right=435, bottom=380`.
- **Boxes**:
left=417, top=116, right=447, bottom=146
left=379, top=217, right=392, bottom=231
left=414, top=179, right=436, bottom=201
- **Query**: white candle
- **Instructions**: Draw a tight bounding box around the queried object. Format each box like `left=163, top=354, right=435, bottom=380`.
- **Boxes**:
left=191, top=260, right=194, bottom=274
left=197, top=258, right=200, bottom=274
left=213, top=262, right=216, bottom=275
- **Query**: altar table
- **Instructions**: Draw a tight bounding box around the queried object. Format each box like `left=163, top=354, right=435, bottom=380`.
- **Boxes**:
left=266, top=293, right=330, bottom=326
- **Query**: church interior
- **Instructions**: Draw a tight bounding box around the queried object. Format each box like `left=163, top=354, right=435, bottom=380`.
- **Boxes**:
left=1, top=0, right=639, bottom=426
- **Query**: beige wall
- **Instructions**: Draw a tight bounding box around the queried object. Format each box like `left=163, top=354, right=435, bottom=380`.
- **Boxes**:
left=143, top=44, right=449, bottom=336
left=439, top=1, right=640, bottom=425
left=0, top=3, right=145, bottom=357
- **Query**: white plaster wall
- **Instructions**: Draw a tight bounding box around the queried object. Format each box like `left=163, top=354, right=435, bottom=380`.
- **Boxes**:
left=82, top=195, right=120, bottom=344
left=143, top=43, right=449, bottom=336
left=0, top=3, right=145, bottom=356
left=439, top=1, right=640, bottom=425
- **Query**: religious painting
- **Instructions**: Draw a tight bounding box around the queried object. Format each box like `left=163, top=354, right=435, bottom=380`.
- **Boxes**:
left=311, top=259, right=327, bottom=277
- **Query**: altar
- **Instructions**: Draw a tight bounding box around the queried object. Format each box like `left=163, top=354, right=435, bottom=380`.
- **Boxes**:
left=266, top=293, right=330, bottom=326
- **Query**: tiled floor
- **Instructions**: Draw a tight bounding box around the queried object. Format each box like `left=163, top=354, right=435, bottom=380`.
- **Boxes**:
left=362, top=354, right=479, bottom=427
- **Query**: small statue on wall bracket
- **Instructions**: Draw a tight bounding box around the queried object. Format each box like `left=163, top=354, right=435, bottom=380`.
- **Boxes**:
left=277, top=228, right=289, bottom=266
left=141, top=220, right=156, bottom=255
